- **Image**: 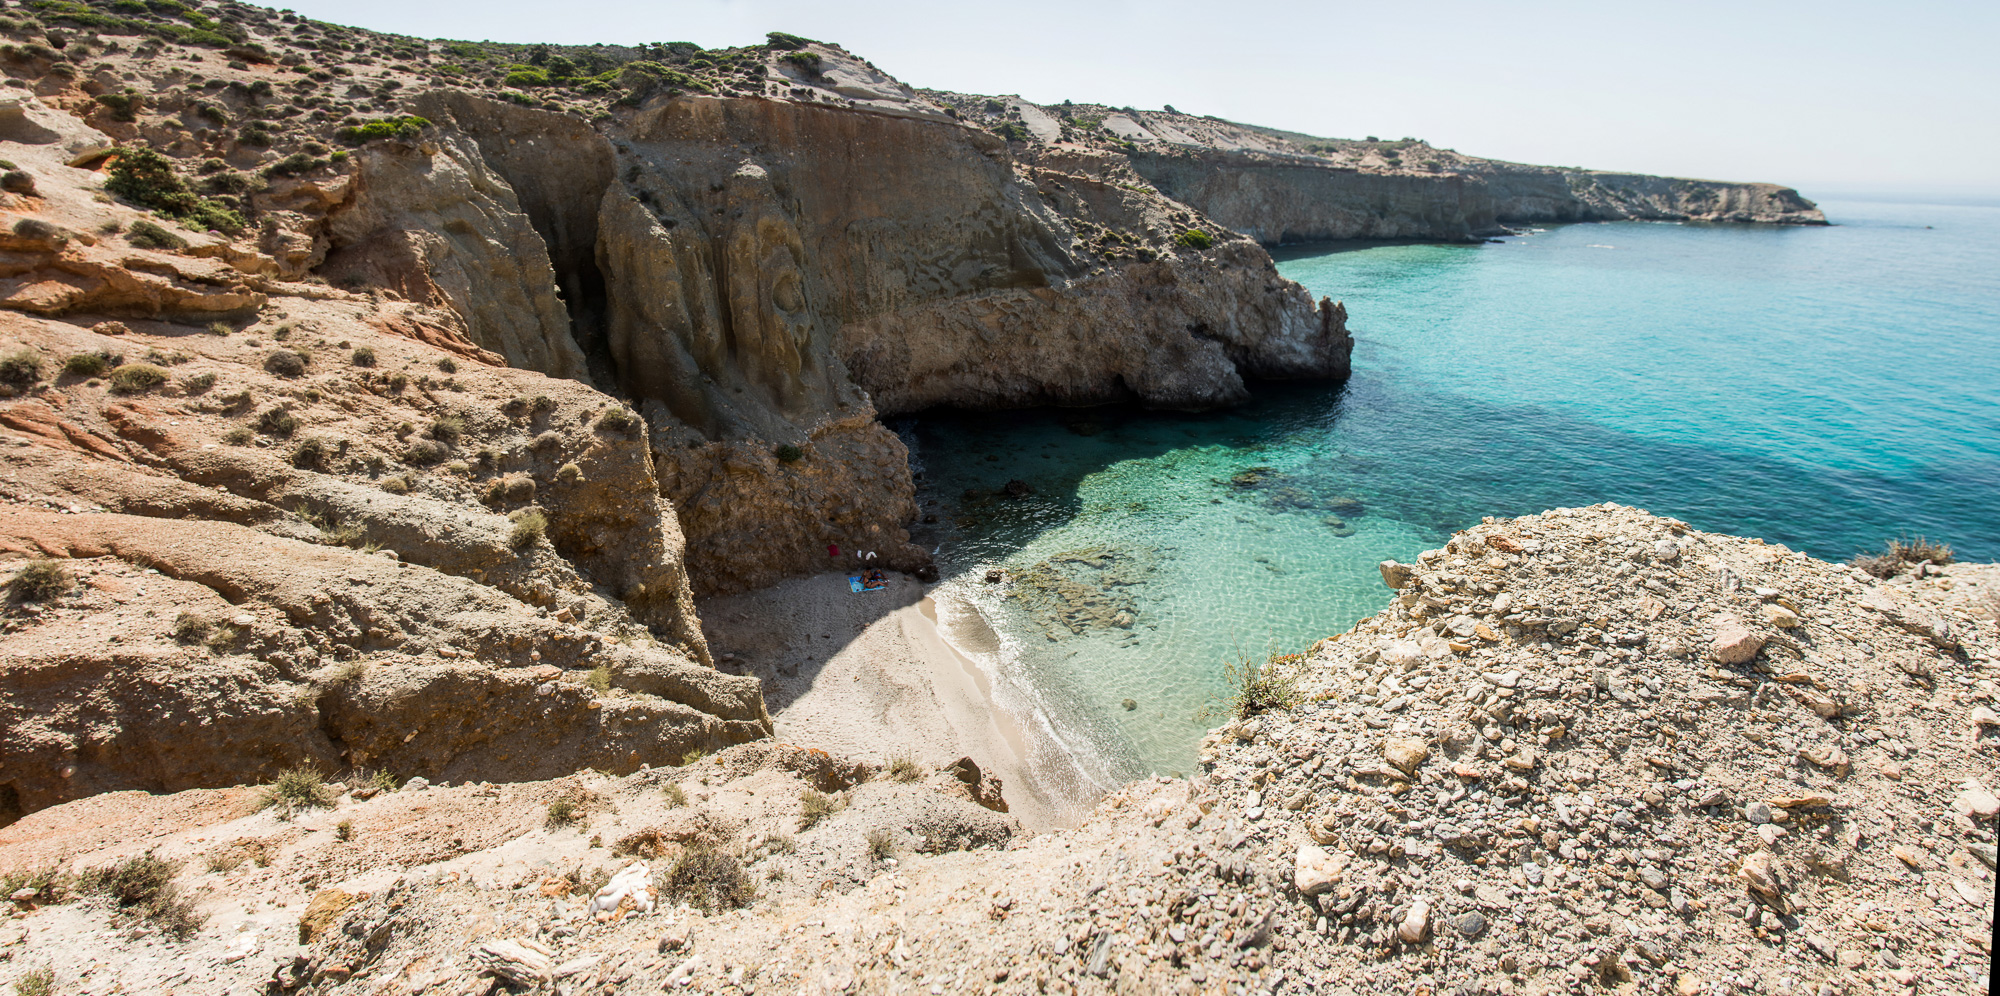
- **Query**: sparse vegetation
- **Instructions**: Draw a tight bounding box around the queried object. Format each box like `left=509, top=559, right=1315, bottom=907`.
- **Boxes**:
left=798, top=789, right=845, bottom=830
left=263, top=349, right=308, bottom=377
left=1214, top=649, right=1303, bottom=720
left=586, top=664, right=611, bottom=693
left=545, top=783, right=599, bottom=828
left=680, top=748, right=707, bottom=766
left=428, top=415, right=464, bottom=443
left=596, top=406, right=639, bottom=433
left=350, top=346, right=376, bottom=367
left=171, top=610, right=211, bottom=643
left=289, top=436, right=333, bottom=470
left=401, top=439, right=447, bottom=465
left=257, top=406, right=298, bottom=437
left=436, top=357, right=457, bottom=373
left=334, top=819, right=353, bottom=842
left=887, top=754, right=923, bottom=782
left=866, top=827, right=896, bottom=860
left=107, top=362, right=167, bottom=394
left=0, top=866, right=67, bottom=907
left=103, top=146, right=242, bottom=234
left=76, top=855, right=204, bottom=940
left=1851, top=535, right=1956, bottom=578
left=1174, top=228, right=1214, bottom=251
left=62, top=349, right=119, bottom=378
left=221, top=426, right=254, bottom=445
left=333, top=114, right=430, bottom=146
left=258, top=765, right=334, bottom=818
left=180, top=371, right=217, bottom=393
left=10, top=559, right=70, bottom=602
left=13, top=965, right=54, bottom=996
left=661, top=782, right=687, bottom=808
left=661, top=847, right=754, bottom=912
left=1, top=348, right=44, bottom=387
left=380, top=473, right=414, bottom=494
left=508, top=507, right=547, bottom=549
left=556, top=462, right=583, bottom=483
left=775, top=443, right=803, bottom=463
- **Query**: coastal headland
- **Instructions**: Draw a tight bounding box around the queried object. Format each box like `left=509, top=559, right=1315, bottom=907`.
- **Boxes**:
left=1, top=3, right=1987, bottom=995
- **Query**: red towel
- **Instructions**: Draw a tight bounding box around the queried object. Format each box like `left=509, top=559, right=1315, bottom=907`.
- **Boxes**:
left=828, top=544, right=840, bottom=557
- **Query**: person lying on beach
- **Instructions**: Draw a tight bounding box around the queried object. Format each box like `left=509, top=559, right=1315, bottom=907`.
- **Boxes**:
left=862, top=568, right=888, bottom=589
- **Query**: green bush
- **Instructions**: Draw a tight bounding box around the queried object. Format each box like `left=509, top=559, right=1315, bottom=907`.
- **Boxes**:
left=596, top=406, right=638, bottom=433
left=107, top=362, right=167, bottom=394
left=62, top=350, right=118, bottom=377
left=350, top=346, right=375, bottom=367
left=780, top=51, right=821, bottom=74
left=180, top=371, right=216, bottom=393
left=261, top=152, right=326, bottom=178
left=125, top=218, right=187, bottom=250
left=332, top=115, right=429, bottom=146
left=1174, top=229, right=1214, bottom=251
left=0, top=348, right=43, bottom=387
left=765, top=31, right=815, bottom=50
left=93, top=89, right=141, bottom=121
left=427, top=415, right=463, bottom=443
left=103, top=147, right=242, bottom=234
left=10, top=559, right=70, bottom=601
left=258, top=766, right=333, bottom=817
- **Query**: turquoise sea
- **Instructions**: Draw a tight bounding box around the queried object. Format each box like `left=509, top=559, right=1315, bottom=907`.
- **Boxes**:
left=900, top=197, right=2000, bottom=808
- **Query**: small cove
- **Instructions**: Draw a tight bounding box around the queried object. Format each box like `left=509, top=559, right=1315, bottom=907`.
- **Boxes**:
left=902, top=197, right=2000, bottom=800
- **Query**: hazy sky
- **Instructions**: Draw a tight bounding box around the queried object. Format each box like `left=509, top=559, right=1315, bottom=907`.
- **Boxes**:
left=284, top=0, right=1999, bottom=197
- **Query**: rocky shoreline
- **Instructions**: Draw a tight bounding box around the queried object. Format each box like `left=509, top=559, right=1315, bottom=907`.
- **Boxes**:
left=2, top=506, right=1991, bottom=995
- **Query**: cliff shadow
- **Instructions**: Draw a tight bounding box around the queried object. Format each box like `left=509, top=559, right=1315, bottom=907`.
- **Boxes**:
left=893, top=379, right=1361, bottom=580
left=695, top=570, right=927, bottom=716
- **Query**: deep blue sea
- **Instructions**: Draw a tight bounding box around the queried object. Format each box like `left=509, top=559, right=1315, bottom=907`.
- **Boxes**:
left=901, top=197, right=2000, bottom=805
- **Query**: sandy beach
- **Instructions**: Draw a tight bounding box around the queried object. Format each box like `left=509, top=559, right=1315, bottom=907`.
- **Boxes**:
left=697, top=572, right=1063, bottom=830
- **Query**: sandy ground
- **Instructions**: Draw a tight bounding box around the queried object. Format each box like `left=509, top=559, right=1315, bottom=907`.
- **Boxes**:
left=698, top=572, right=1061, bottom=830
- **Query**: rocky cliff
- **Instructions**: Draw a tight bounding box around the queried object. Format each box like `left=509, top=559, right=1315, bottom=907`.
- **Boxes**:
left=921, top=99, right=1827, bottom=244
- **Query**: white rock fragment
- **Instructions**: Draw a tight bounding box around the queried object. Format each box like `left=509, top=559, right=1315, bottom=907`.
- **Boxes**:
left=473, top=938, right=555, bottom=985
left=1293, top=843, right=1348, bottom=897
left=587, top=861, right=656, bottom=916
left=1953, top=778, right=1999, bottom=819
left=1398, top=899, right=1431, bottom=943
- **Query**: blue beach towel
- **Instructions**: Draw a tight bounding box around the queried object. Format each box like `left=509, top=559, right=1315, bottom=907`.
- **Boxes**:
left=848, top=576, right=886, bottom=593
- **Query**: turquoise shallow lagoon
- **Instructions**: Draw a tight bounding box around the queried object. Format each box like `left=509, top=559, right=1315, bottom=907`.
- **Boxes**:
left=901, top=198, right=2000, bottom=802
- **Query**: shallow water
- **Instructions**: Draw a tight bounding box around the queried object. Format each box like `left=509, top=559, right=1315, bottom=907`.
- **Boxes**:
left=902, top=197, right=2000, bottom=798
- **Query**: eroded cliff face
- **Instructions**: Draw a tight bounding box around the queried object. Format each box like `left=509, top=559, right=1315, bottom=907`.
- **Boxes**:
left=1126, top=147, right=1826, bottom=245
left=310, top=83, right=1346, bottom=593
left=321, top=133, right=590, bottom=380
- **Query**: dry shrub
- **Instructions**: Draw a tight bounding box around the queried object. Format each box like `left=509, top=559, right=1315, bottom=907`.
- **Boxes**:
left=9, top=559, right=70, bottom=601
left=661, top=848, right=753, bottom=912
left=77, top=855, right=204, bottom=940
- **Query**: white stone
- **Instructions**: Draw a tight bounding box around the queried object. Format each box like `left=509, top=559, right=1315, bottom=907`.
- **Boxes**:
left=1293, top=843, right=1348, bottom=897
left=1398, top=899, right=1431, bottom=943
